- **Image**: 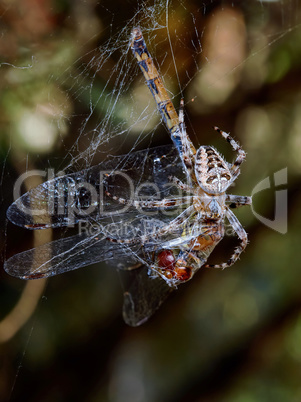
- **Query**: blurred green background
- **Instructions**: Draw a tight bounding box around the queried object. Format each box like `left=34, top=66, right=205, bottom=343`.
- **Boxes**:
left=0, top=0, right=300, bottom=401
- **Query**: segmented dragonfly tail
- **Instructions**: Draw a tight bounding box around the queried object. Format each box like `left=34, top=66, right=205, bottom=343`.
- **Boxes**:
left=130, top=27, right=196, bottom=169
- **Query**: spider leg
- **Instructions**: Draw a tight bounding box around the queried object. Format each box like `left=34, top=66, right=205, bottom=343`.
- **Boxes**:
left=226, top=194, right=252, bottom=208
left=175, top=99, right=197, bottom=181
left=168, top=176, right=195, bottom=194
left=213, top=126, right=246, bottom=176
left=105, top=190, right=191, bottom=210
left=107, top=205, right=195, bottom=245
left=158, top=204, right=195, bottom=236
left=205, top=207, right=248, bottom=269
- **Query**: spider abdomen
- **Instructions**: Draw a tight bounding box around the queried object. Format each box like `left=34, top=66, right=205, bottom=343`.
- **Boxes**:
left=195, top=146, right=233, bottom=194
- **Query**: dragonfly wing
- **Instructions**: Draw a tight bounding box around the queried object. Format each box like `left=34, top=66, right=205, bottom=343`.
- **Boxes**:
left=7, top=145, right=185, bottom=229
left=4, top=232, right=142, bottom=279
left=121, top=264, right=173, bottom=326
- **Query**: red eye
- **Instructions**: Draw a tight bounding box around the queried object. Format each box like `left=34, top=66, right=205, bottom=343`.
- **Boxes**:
left=157, top=250, right=175, bottom=269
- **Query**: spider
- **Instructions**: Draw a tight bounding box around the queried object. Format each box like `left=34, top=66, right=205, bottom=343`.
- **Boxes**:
left=105, top=27, right=252, bottom=287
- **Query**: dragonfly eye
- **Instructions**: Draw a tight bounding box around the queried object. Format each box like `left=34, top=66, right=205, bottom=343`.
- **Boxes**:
left=157, top=250, right=175, bottom=269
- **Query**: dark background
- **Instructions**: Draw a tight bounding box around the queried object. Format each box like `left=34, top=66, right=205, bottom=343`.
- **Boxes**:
left=0, top=1, right=300, bottom=401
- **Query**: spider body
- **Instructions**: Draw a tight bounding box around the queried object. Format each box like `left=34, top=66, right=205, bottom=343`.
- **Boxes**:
left=146, top=134, right=248, bottom=287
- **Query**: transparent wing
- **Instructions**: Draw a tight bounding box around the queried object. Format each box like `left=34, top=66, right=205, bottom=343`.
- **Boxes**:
left=4, top=212, right=206, bottom=280
left=4, top=231, right=143, bottom=279
left=121, top=264, right=172, bottom=326
left=7, top=145, right=186, bottom=229
left=4, top=230, right=173, bottom=326
left=5, top=199, right=223, bottom=326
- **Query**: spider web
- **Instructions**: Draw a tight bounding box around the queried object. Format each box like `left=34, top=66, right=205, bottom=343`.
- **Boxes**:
left=0, top=0, right=300, bottom=397
left=50, top=1, right=184, bottom=172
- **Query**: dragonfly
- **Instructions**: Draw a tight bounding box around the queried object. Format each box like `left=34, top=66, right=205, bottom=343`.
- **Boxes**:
left=4, top=27, right=252, bottom=326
